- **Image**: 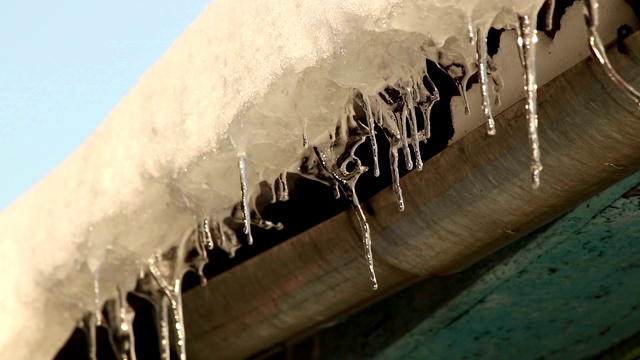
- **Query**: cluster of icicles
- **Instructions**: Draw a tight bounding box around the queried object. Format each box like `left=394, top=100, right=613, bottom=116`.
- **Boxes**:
left=79, top=1, right=640, bottom=359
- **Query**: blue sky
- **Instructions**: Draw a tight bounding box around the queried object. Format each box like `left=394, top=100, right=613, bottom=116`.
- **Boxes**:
left=0, top=1, right=210, bottom=209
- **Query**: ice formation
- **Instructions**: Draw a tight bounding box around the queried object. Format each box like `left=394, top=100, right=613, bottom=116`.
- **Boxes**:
left=0, top=0, right=638, bottom=359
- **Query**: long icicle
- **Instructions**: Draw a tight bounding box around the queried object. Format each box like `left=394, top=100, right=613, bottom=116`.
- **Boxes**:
left=378, top=98, right=405, bottom=211
left=584, top=0, right=640, bottom=105
left=517, top=13, right=543, bottom=189
left=237, top=153, right=253, bottom=245
left=81, top=271, right=102, bottom=360
left=406, top=87, right=423, bottom=171
left=313, top=146, right=378, bottom=290
left=476, top=27, right=496, bottom=135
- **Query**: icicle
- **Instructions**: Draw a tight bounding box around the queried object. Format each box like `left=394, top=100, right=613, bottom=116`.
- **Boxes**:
left=516, top=13, right=543, bottom=188
left=133, top=229, right=208, bottom=360
left=487, top=57, right=503, bottom=106
left=104, top=287, right=137, bottom=360
left=362, top=95, right=381, bottom=177
left=476, top=27, right=496, bottom=135
left=79, top=268, right=103, bottom=359
left=389, top=146, right=405, bottom=211
left=149, top=262, right=187, bottom=360
left=419, top=67, right=439, bottom=141
left=156, top=296, right=171, bottom=360
left=545, top=0, right=555, bottom=31
left=584, top=0, right=640, bottom=105
left=459, top=83, right=471, bottom=115
left=277, top=172, right=289, bottom=201
left=405, top=87, right=423, bottom=170
left=399, top=103, right=414, bottom=171
left=237, top=153, right=253, bottom=245
left=298, top=97, right=378, bottom=289
left=200, top=218, right=214, bottom=250
left=313, top=146, right=378, bottom=290
left=80, top=311, right=98, bottom=360
left=93, top=272, right=102, bottom=326
left=376, top=97, right=405, bottom=211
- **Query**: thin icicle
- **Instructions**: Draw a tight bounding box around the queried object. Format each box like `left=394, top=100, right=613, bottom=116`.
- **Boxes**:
left=149, top=263, right=187, bottom=360
left=399, top=102, right=414, bottom=171
left=237, top=153, right=253, bottom=245
left=156, top=296, right=171, bottom=360
left=405, top=87, right=423, bottom=170
left=375, top=97, right=405, bottom=211
left=545, top=0, right=555, bottom=31
left=516, top=13, right=543, bottom=188
left=584, top=0, right=640, bottom=105
left=389, top=147, right=405, bottom=211
left=362, top=95, right=380, bottom=177
left=277, top=172, right=289, bottom=201
left=104, top=287, right=137, bottom=360
left=476, top=27, right=496, bottom=135
left=301, top=118, right=309, bottom=148
left=93, top=272, right=102, bottom=326
left=79, top=270, right=102, bottom=360
left=487, top=57, right=504, bottom=106
left=420, top=68, right=439, bottom=141
left=140, top=260, right=171, bottom=360
left=80, top=311, right=98, bottom=360
left=313, top=147, right=378, bottom=290
left=133, top=228, right=208, bottom=360
left=459, top=83, right=471, bottom=115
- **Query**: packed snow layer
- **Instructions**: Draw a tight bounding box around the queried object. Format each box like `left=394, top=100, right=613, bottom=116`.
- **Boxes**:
left=0, top=0, right=636, bottom=358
